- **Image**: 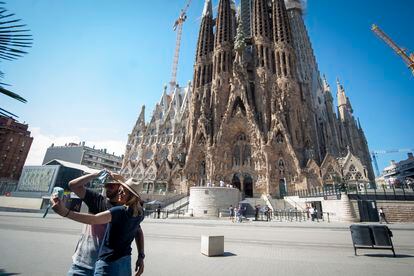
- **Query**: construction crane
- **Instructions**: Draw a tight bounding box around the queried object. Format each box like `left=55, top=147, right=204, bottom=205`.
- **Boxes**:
left=169, top=0, right=192, bottom=94
left=371, top=24, right=414, bottom=76
left=371, top=148, right=414, bottom=177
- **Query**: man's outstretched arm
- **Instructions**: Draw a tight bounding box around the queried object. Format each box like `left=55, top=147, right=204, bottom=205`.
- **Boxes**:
left=68, top=172, right=100, bottom=199
left=134, top=227, right=145, bottom=276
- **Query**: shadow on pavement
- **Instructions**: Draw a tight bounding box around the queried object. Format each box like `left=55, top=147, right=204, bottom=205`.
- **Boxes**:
left=364, top=254, right=414, bottom=258
left=212, top=252, right=237, bottom=257
left=0, top=268, right=20, bottom=276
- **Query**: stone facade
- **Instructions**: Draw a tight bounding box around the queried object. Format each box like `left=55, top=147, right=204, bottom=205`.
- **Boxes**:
left=121, top=0, right=374, bottom=198
left=189, top=187, right=241, bottom=217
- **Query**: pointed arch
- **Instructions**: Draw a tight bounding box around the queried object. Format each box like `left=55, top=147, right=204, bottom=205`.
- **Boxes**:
left=231, top=96, right=247, bottom=117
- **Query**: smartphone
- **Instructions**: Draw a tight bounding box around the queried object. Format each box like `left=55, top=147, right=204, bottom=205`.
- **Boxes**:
left=97, top=170, right=109, bottom=183
left=52, top=187, right=64, bottom=200
left=43, top=187, right=65, bottom=218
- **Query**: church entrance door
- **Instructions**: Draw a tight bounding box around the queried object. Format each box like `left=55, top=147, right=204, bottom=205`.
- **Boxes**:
left=243, top=175, right=253, bottom=197
left=279, top=179, right=287, bottom=198
left=232, top=174, right=241, bottom=190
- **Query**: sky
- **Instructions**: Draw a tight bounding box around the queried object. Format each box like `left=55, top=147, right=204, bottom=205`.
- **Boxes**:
left=1, top=0, right=413, bottom=173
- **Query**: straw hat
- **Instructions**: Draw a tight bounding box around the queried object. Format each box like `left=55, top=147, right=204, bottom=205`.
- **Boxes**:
left=104, top=173, right=126, bottom=184
left=119, top=178, right=141, bottom=199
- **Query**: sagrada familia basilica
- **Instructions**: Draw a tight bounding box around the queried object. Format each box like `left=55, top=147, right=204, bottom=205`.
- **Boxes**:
left=121, top=0, right=374, bottom=198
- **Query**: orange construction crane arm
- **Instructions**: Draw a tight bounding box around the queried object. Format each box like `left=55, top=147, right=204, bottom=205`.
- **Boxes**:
left=371, top=24, right=414, bottom=73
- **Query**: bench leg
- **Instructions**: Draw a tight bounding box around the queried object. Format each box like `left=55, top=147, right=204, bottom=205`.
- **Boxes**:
left=354, top=246, right=357, bottom=256
left=390, top=240, right=396, bottom=257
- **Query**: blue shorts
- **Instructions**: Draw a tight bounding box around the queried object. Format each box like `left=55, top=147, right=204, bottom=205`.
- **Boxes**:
left=94, top=255, right=131, bottom=276
left=67, top=263, right=94, bottom=276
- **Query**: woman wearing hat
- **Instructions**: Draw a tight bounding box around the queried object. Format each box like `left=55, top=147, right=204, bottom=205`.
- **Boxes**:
left=51, top=178, right=144, bottom=276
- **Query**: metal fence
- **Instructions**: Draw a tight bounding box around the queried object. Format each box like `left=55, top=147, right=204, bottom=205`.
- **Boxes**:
left=217, top=208, right=333, bottom=223
left=0, top=182, right=17, bottom=195
left=290, top=183, right=414, bottom=201
left=144, top=209, right=190, bottom=219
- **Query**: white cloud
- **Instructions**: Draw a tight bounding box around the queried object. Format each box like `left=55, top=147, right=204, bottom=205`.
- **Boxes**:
left=25, top=127, right=125, bottom=166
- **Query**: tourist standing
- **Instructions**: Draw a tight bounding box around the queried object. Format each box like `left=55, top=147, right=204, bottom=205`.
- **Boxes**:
left=242, top=205, right=247, bottom=218
left=314, top=208, right=319, bottom=222
left=309, top=206, right=315, bottom=221
left=305, top=206, right=310, bottom=219
left=52, top=178, right=144, bottom=276
left=156, top=204, right=161, bottom=219
left=229, top=205, right=234, bottom=221
left=65, top=171, right=145, bottom=276
left=235, top=206, right=242, bottom=223
left=267, top=207, right=272, bottom=221
left=255, top=205, right=260, bottom=221
left=233, top=206, right=238, bottom=223
left=264, top=206, right=269, bottom=222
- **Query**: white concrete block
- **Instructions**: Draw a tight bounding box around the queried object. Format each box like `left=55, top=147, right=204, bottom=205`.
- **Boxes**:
left=201, top=235, right=224, bottom=257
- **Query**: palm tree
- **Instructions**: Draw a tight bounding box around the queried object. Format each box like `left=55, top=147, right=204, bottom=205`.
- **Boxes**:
left=0, top=1, right=32, bottom=118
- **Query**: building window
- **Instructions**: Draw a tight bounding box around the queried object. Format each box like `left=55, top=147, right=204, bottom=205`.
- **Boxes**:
left=278, top=159, right=285, bottom=169
left=276, top=132, right=284, bottom=144
left=344, top=172, right=352, bottom=181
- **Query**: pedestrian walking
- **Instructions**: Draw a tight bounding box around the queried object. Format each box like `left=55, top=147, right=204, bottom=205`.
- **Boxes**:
left=379, top=207, right=389, bottom=224
left=309, top=206, right=315, bottom=221
left=314, top=208, right=319, bottom=222
left=242, top=205, right=247, bottom=218
left=235, top=206, right=242, bottom=223
left=264, top=206, right=269, bottom=222
left=52, top=177, right=144, bottom=276
left=64, top=171, right=145, bottom=276
left=255, top=204, right=260, bottom=221
left=156, top=204, right=161, bottom=219
left=229, top=205, right=234, bottom=221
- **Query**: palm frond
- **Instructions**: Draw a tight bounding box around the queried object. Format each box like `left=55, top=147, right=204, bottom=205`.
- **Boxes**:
left=0, top=2, right=32, bottom=118
left=0, top=85, right=27, bottom=103
left=0, top=106, right=19, bottom=118
left=0, top=2, right=32, bottom=61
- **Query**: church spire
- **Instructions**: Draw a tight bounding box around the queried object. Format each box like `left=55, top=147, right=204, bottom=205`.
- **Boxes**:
left=213, top=0, right=235, bottom=80
left=272, top=0, right=293, bottom=45
left=336, top=78, right=354, bottom=121
left=322, top=75, right=330, bottom=92
left=253, top=0, right=272, bottom=40
left=194, top=0, right=214, bottom=89
left=137, top=105, right=145, bottom=125
left=336, top=78, right=347, bottom=108
left=285, top=0, right=304, bottom=14
left=214, top=0, right=235, bottom=47
left=272, top=0, right=296, bottom=79
left=202, top=0, right=213, bottom=17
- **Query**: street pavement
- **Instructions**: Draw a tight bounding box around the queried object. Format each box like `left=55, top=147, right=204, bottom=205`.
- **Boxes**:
left=0, top=211, right=413, bottom=276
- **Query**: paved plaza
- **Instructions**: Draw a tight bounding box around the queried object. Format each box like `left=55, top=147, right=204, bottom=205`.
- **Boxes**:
left=0, top=211, right=413, bottom=276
